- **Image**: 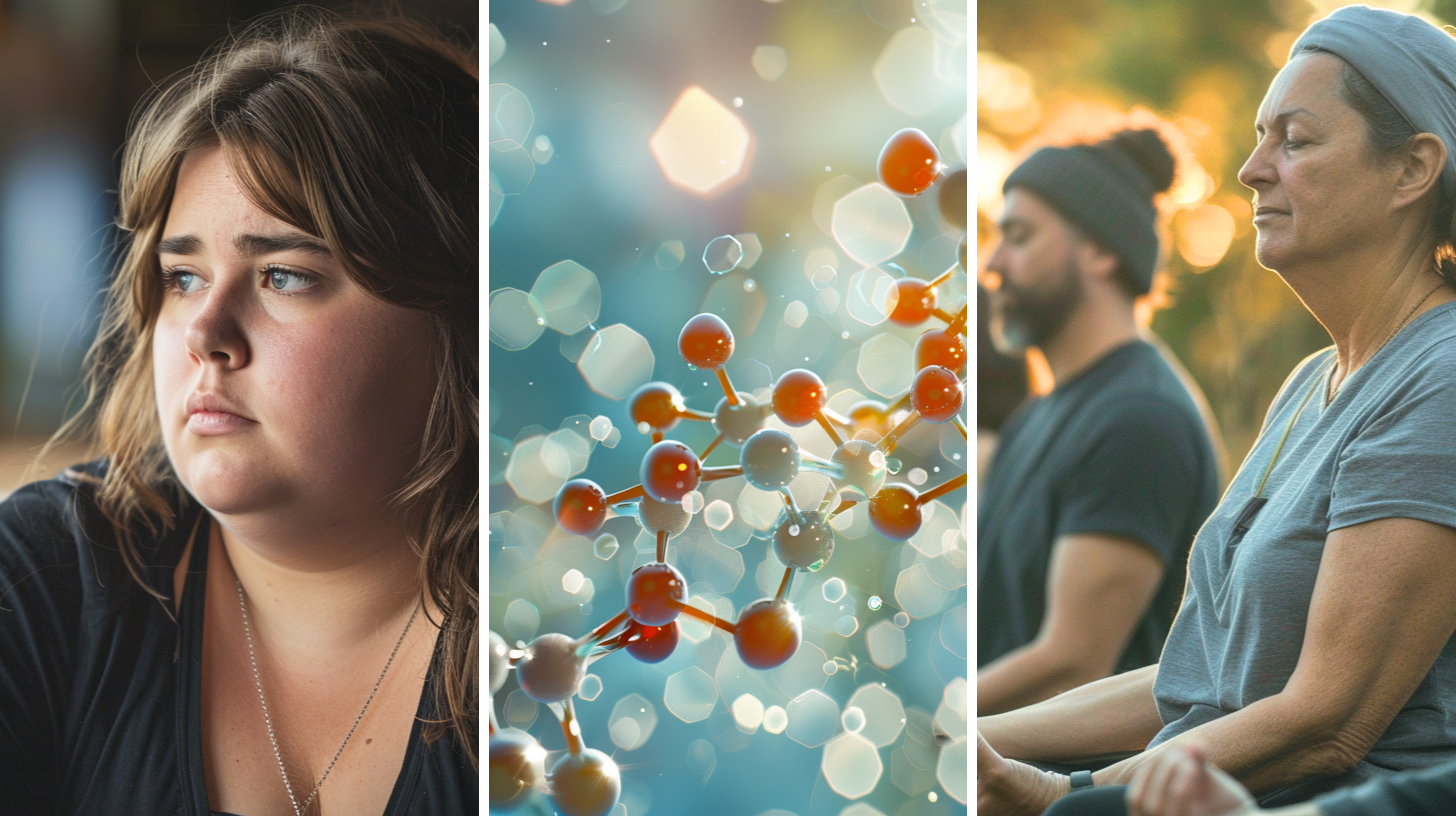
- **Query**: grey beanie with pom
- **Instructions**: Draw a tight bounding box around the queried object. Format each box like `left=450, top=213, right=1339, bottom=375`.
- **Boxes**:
left=1002, top=129, right=1174, bottom=295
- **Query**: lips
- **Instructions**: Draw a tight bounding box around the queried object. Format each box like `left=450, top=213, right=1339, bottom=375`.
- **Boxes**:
left=184, top=393, right=257, bottom=436
left=185, top=392, right=252, bottom=420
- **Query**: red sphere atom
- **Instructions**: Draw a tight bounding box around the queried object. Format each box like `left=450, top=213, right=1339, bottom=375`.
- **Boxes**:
left=627, top=562, right=687, bottom=626
left=734, top=598, right=802, bottom=670
left=640, top=440, right=702, bottom=504
left=678, top=313, right=735, bottom=370
left=914, top=328, right=966, bottom=373
left=877, top=128, right=941, bottom=196
left=912, top=365, right=964, bottom=423
left=847, top=400, right=892, bottom=439
left=629, top=382, right=683, bottom=433
left=624, top=620, right=680, bottom=663
left=554, top=479, right=608, bottom=536
left=772, top=369, right=827, bottom=427
left=888, top=277, right=937, bottom=327
left=869, top=484, right=922, bottom=541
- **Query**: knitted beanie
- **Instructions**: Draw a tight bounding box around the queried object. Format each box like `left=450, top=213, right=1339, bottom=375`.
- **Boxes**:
left=1002, top=129, right=1175, bottom=294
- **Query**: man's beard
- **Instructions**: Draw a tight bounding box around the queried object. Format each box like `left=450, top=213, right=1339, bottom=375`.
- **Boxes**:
left=990, top=254, right=1083, bottom=353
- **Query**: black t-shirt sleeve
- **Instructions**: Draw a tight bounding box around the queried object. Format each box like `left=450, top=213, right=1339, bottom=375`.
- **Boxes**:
left=0, top=481, right=81, bottom=814
left=1318, top=760, right=1456, bottom=816
left=1052, top=395, right=1209, bottom=566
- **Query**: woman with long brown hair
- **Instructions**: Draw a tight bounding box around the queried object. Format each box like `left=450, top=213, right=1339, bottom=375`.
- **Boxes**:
left=0, top=8, right=477, bottom=814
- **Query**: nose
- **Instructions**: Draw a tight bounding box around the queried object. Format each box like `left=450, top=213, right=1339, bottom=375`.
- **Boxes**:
left=1237, top=136, right=1276, bottom=192
left=183, top=284, right=250, bottom=370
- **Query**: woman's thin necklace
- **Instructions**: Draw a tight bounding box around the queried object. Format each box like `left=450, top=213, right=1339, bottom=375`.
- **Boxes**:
left=1327, top=280, right=1446, bottom=404
left=236, top=579, right=419, bottom=816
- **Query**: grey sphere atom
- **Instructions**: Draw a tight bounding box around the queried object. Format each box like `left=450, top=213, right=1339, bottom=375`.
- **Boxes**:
left=514, top=632, right=586, bottom=704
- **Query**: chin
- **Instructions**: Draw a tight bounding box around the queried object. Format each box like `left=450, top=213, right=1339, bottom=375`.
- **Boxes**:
left=173, top=446, right=288, bottom=516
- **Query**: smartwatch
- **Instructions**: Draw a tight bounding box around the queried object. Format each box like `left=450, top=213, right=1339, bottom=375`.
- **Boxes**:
left=1069, top=770, right=1094, bottom=791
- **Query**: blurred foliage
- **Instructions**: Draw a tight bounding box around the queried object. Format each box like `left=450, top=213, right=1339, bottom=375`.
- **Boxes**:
left=976, top=0, right=1452, bottom=469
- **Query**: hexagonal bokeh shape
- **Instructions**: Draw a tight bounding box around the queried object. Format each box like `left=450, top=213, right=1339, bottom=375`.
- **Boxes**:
left=489, top=141, right=535, bottom=195
left=873, top=26, right=956, bottom=117
left=608, top=693, right=658, bottom=751
left=686, top=739, right=717, bottom=784
left=664, top=666, right=718, bottom=723
left=489, top=84, right=533, bottom=146
left=786, top=689, right=840, bottom=748
left=531, top=260, right=601, bottom=335
left=752, top=45, right=788, bottom=81
left=937, top=737, right=968, bottom=804
left=736, top=232, right=763, bottom=268
left=489, top=288, right=545, bottom=350
left=935, top=677, right=968, bottom=743
left=656, top=239, right=685, bottom=270
left=650, top=86, right=752, bottom=196
left=703, top=234, right=744, bottom=274
left=504, top=597, right=540, bottom=641
left=822, top=732, right=883, bottom=799
left=488, top=23, right=506, bottom=66
left=504, top=435, right=567, bottom=504
left=865, top=620, right=907, bottom=669
left=839, top=805, right=888, bottom=816
left=846, top=266, right=899, bottom=327
left=592, top=102, right=651, bottom=167
left=832, top=184, right=912, bottom=266
left=577, top=324, right=655, bottom=400
left=732, top=693, right=765, bottom=732
left=847, top=683, right=906, bottom=748
left=941, top=603, right=968, bottom=659
left=895, top=563, right=951, bottom=619
left=857, top=333, right=914, bottom=397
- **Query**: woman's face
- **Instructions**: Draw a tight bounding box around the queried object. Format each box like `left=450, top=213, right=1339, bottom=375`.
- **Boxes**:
left=1238, top=52, right=1407, bottom=272
left=153, top=147, right=436, bottom=527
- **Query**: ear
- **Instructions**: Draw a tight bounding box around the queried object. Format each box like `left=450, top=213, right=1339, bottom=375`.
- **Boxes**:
left=1393, top=133, right=1446, bottom=210
left=1074, top=238, right=1120, bottom=283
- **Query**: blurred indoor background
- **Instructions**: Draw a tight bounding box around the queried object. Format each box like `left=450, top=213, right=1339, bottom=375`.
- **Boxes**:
left=0, top=0, right=475, bottom=499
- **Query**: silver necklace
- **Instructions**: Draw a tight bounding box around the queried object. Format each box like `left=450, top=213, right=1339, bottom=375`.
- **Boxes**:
left=236, top=579, right=419, bottom=816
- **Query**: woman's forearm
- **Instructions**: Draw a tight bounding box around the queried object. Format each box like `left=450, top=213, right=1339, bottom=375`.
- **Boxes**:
left=979, top=663, right=1164, bottom=761
left=1091, top=690, right=1354, bottom=793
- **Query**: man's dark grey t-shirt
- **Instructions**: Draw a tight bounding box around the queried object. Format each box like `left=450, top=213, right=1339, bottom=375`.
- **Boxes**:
left=978, top=339, right=1221, bottom=672
left=1153, top=301, right=1456, bottom=805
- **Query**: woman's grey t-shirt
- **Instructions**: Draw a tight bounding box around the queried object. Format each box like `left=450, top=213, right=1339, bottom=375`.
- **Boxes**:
left=1152, top=300, right=1456, bottom=805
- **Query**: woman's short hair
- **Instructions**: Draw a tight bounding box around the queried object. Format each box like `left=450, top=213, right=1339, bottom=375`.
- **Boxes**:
left=47, top=7, right=479, bottom=764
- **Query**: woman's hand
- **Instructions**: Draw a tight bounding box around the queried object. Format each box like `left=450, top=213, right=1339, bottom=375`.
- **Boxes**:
left=1127, top=744, right=1259, bottom=816
left=978, top=731, right=1069, bottom=816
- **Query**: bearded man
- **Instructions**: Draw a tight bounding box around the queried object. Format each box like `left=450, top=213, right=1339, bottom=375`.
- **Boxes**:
left=977, top=129, right=1221, bottom=716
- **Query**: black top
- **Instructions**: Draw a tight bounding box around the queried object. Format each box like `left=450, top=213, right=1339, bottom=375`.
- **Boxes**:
left=977, top=340, right=1220, bottom=672
left=0, top=461, right=477, bottom=815
left=1320, top=758, right=1456, bottom=815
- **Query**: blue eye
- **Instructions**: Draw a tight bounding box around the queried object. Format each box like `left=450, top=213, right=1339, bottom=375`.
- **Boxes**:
left=265, top=266, right=316, bottom=292
left=160, top=268, right=203, bottom=294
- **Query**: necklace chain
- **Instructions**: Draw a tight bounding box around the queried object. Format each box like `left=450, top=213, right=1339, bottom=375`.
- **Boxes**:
left=1327, top=280, right=1446, bottom=404
left=236, top=579, right=418, bottom=816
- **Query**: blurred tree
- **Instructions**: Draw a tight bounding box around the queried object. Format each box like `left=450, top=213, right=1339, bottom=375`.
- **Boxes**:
left=977, top=0, right=1371, bottom=470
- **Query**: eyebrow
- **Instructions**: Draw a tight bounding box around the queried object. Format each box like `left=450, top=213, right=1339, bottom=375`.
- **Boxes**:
left=155, top=232, right=331, bottom=258
left=997, top=216, right=1030, bottom=233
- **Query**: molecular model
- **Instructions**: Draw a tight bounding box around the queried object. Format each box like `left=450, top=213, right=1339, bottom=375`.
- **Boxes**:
left=489, top=127, right=969, bottom=816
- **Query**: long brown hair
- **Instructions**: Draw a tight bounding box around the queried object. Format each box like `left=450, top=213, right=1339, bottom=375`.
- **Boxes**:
left=41, top=7, right=479, bottom=765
